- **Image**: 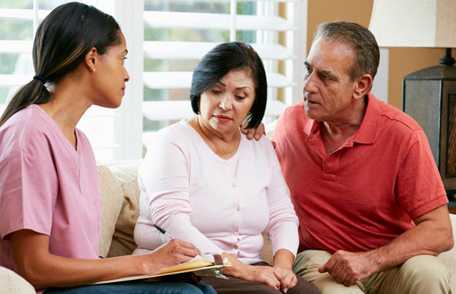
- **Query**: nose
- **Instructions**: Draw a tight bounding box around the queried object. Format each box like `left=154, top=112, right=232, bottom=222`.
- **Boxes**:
left=219, top=94, right=233, bottom=111
left=303, top=71, right=317, bottom=94
left=124, top=67, right=130, bottom=83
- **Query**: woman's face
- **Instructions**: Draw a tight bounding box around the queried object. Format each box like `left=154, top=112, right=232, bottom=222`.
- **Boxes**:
left=199, top=68, right=256, bottom=135
left=91, top=31, right=130, bottom=108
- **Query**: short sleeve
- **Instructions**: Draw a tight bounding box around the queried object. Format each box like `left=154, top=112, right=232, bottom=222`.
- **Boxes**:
left=396, top=129, right=447, bottom=219
left=0, top=132, right=58, bottom=239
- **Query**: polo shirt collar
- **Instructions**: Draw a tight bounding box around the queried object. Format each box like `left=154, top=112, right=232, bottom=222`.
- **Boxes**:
left=352, top=93, right=379, bottom=145
left=302, top=93, right=380, bottom=145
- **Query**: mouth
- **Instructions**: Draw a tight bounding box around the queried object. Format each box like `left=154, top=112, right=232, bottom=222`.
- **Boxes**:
left=213, top=115, right=233, bottom=121
left=304, top=95, right=319, bottom=106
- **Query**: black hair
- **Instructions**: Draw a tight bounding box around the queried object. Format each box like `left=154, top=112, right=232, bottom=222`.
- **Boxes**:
left=0, top=2, right=121, bottom=126
left=190, top=42, right=267, bottom=128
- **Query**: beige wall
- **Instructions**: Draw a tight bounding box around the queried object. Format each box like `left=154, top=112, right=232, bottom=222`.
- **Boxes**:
left=306, top=0, right=453, bottom=109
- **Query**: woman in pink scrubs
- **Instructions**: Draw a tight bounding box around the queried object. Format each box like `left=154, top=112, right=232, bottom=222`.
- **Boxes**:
left=0, top=2, right=215, bottom=294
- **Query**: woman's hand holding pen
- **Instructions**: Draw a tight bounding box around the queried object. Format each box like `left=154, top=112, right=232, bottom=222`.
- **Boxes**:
left=138, top=239, right=199, bottom=275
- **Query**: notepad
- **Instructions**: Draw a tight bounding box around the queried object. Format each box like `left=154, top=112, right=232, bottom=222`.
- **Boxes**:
left=95, top=254, right=228, bottom=284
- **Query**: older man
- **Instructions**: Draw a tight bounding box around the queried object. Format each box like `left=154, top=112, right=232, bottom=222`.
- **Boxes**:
left=272, top=22, right=454, bottom=293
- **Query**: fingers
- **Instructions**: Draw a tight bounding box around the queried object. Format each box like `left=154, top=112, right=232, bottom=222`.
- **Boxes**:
left=155, top=239, right=199, bottom=266
left=261, top=270, right=281, bottom=290
left=250, top=266, right=281, bottom=290
left=255, top=123, right=266, bottom=141
left=320, top=251, right=359, bottom=287
left=240, top=123, right=265, bottom=141
left=168, top=239, right=199, bottom=257
left=273, top=267, right=298, bottom=292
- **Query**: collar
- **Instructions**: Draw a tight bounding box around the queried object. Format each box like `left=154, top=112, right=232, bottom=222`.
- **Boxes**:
left=302, top=93, right=380, bottom=145
left=352, top=93, right=379, bottom=145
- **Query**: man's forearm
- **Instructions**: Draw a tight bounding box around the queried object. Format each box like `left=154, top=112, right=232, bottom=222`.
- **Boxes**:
left=367, top=206, right=453, bottom=272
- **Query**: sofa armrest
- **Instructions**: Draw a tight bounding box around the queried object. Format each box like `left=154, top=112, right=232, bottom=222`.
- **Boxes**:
left=437, top=213, right=456, bottom=292
left=0, top=266, right=35, bottom=294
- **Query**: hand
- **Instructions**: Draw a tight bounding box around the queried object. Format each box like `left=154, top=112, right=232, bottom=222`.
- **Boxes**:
left=318, top=250, right=380, bottom=286
left=141, top=239, right=199, bottom=274
left=241, top=123, right=265, bottom=141
left=221, top=253, right=280, bottom=289
left=273, top=266, right=298, bottom=293
left=248, top=266, right=282, bottom=290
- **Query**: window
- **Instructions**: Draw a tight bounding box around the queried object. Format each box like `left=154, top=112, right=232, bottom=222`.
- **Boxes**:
left=140, top=0, right=306, bottom=142
left=0, top=0, right=120, bottom=162
left=0, top=0, right=307, bottom=163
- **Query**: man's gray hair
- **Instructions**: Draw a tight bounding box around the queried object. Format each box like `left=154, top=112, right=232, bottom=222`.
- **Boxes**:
left=313, top=21, right=380, bottom=80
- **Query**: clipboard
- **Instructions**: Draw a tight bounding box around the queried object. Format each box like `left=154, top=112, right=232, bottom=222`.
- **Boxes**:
left=95, top=254, right=227, bottom=284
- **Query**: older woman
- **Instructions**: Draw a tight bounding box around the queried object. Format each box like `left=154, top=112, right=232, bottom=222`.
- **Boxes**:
left=135, top=42, right=319, bottom=294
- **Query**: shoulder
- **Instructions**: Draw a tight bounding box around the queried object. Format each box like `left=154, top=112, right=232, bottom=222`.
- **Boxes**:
left=147, top=121, right=193, bottom=148
left=375, top=100, right=423, bottom=141
left=0, top=106, right=52, bottom=155
left=143, top=121, right=196, bottom=162
left=280, top=103, right=305, bottom=123
left=377, top=100, right=422, bottom=132
left=273, top=102, right=308, bottom=147
left=240, top=134, right=277, bottom=163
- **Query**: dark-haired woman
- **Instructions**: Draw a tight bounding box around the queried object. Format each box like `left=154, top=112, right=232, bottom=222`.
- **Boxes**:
left=135, top=42, right=320, bottom=294
left=0, top=2, right=215, bottom=294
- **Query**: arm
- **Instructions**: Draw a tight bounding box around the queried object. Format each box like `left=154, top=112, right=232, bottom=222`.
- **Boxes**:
left=320, top=130, right=454, bottom=286
left=264, top=140, right=299, bottom=259
left=265, top=140, right=300, bottom=290
left=10, top=229, right=198, bottom=289
left=320, top=205, right=453, bottom=286
left=140, top=131, right=223, bottom=254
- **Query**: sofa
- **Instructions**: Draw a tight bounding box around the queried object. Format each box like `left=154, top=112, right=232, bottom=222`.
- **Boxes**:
left=2, top=161, right=456, bottom=293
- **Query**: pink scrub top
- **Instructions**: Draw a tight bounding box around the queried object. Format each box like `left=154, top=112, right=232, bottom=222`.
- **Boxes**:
left=0, top=104, right=101, bottom=286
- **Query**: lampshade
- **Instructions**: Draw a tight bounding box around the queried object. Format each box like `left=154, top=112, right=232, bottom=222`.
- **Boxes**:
left=369, top=0, right=456, bottom=48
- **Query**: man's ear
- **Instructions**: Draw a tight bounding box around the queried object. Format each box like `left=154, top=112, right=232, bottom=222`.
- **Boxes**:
left=353, top=74, right=373, bottom=100
left=84, top=47, right=98, bottom=73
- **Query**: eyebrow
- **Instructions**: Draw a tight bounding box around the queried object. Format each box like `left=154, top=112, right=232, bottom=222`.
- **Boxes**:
left=123, top=49, right=128, bottom=55
left=304, top=61, right=338, bottom=81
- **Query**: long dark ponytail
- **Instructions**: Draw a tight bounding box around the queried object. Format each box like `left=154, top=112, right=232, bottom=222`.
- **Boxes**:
left=0, top=2, right=121, bottom=127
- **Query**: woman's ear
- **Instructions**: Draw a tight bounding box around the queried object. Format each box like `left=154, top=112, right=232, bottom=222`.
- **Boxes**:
left=353, top=73, right=373, bottom=100
left=84, top=47, right=98, bottom=73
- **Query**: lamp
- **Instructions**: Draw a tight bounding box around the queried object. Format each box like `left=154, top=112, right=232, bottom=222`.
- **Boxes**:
left=369, top=0, right=456, bottom=200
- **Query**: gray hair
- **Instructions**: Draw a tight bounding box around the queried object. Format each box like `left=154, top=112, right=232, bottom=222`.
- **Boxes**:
left=313, top=21, right=380, bottom=80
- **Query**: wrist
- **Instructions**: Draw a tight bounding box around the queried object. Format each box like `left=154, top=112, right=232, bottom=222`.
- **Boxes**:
left=273, top=249, right=294, bottom=270
left=133, top=254, right=161, bottom=276
left=365, top=249, right=385, bottom=273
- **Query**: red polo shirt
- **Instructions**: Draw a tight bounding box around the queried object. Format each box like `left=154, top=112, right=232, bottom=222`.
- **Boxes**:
left=273, top=94, right=447, bottom=253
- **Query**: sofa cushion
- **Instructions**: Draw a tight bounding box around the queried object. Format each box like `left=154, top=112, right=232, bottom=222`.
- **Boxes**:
left=98, top=166, right=124, bottom=257
left=107, top=163, right=140, bottom=257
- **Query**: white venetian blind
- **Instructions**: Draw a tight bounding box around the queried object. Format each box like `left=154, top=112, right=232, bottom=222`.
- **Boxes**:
left=0, top=0, right=307, bottom=162
left=141, top=0, right=305, bottom=140
left=0, top=0, right=122, bottom=163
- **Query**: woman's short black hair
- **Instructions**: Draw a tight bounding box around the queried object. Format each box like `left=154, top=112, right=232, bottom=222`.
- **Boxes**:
left=190, top=42, right=267, bottom=128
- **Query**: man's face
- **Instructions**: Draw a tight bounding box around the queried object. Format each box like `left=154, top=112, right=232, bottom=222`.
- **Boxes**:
left=303, top=38, right=358, bottom=122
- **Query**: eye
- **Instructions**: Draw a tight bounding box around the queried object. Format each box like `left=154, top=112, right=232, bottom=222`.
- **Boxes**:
left=211, top=88, right=223, bottom=95
left=304, top=65, right=312, bottom=78
left=318, top=72, right=329, bottom=80
left=235, top=95, right=246, bottom=101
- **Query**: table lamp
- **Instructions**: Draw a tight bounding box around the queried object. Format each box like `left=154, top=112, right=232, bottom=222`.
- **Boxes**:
left=369, top=0, right=456, bottom=198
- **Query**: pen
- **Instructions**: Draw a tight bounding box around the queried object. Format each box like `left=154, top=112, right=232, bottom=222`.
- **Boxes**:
left=153, top=224, right=174, bottom=240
